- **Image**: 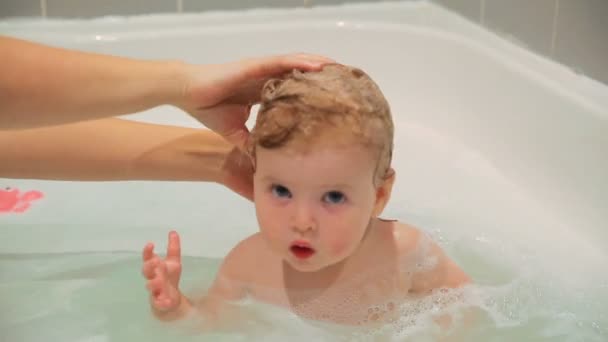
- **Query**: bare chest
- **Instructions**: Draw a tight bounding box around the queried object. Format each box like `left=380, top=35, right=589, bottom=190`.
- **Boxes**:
left=247, top=265, right=416, bottom=326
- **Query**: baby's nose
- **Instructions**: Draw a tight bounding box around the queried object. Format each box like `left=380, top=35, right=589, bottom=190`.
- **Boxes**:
left=292, top=203, right=317, bottom=232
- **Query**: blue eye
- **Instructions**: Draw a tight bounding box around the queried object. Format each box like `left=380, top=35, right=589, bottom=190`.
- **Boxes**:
left=323, top=191, right=346, bottom=204
left=271, top=184, right=292, bottom=199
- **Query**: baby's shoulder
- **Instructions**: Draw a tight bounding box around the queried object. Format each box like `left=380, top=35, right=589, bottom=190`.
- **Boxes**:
left=377, top=219, right=426, bottom=257
left=381, top=220, right=470, bottom=292
left=227, top=232, right=267, bottom=257
left=376, top=219, right=447, bottom=275
left=217, top=233, right=271, bottom=281
left=224, top=233, right=266, bottom=264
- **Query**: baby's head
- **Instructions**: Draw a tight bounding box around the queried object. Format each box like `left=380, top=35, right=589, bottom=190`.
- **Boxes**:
left=251, top=64, right=395, bottom=272
left=250, top=64, right=393, bottom=185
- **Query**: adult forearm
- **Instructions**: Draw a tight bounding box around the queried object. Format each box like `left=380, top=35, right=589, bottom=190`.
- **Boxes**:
left=0, top=36, right=184, bottom=129
left=0, top=118, right=231, bottom=182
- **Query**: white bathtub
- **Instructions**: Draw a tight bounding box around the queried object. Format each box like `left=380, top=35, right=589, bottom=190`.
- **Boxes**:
left=1, top=1, right=607, bottom=341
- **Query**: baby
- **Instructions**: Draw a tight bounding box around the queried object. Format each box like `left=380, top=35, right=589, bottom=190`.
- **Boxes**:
left=141, top=64, right=470, bottom=328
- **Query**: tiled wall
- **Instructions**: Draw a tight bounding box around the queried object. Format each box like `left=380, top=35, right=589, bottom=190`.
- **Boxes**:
left=435, top=0, right=608, bottom=85
left=1, top=0, right=607, bottom=84
left=0, top=0, right=374, bottom=18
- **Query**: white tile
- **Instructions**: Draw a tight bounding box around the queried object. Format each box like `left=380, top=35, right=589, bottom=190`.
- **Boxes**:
left=0, top=0, right=42, bottom=18
left=485, top=0, right=556, bottom=56
left=46, top=0, right=176, bottom=18
left=554, top=0, right=608, bottom=85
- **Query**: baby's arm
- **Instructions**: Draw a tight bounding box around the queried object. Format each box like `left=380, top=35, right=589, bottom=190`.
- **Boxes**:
left=142, top=231, right=193, bottom=322
left=142, top=231, right=248, bottom=327
left=192, top=244, right=250, bottom=327
left=408, top=235, right=470, bottom=293
left=406, top=233, right=474, bottom=337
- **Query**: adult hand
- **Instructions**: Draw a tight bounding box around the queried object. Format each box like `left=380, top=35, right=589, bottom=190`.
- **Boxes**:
left=175, top=54, right=334, bottom=149
left=0, top=36, right=334, bottom=134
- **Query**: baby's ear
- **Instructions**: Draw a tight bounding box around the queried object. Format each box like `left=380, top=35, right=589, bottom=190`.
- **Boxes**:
left=372, top=168, right=396, bottom=217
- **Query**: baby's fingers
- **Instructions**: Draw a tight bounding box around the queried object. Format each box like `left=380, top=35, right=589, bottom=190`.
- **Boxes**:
left=166, top=231, right=181, bottom=263
left=142, top=258, right=159, bottom=279
left=153, top=289, right=177, bottom=310
left=157, top=260, right=170, bottom=279
left=146, top=277, right=164, bottom=298
left=146, top=269, right=169, bottom=297
left=142, top=243, right=155, bottom=261
left=152, top=296, right=174, bottom=311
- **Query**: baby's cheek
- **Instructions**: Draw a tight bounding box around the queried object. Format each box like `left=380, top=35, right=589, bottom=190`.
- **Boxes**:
left=258, top=217, right=281, bottom=241
left=257, top=209, right=282, bottom=243
left=329, top=239, right=347, bottom=257
left=259, top=225, right=285, bottom=256
left=328, top=232, right=357, bottom=258
left=327, top=220, right=368, bottom=257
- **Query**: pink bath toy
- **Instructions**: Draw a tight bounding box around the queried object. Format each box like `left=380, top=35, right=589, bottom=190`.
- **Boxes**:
left=0, top=188, right=44, bottom=213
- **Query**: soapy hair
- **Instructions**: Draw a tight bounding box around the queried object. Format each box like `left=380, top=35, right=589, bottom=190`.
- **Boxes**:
left=250, top=64, right=393, bottom=185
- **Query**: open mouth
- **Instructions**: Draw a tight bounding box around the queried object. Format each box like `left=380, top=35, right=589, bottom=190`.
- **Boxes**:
left=290, top=242, right=315, bottom=259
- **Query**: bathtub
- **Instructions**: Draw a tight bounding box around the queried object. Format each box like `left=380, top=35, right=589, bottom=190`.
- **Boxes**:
left=1, top=1, right=607, bottom=341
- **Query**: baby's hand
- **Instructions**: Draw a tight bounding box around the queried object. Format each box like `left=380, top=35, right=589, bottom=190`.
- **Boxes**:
left=142, top=231, right=183, bottom=312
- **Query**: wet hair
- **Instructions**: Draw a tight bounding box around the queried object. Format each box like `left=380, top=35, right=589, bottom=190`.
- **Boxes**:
left=250, top=64, right=394, bottom=185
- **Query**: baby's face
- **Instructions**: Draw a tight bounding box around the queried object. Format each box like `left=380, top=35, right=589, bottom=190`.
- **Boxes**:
left=253, top=141, right=383, bottom=272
